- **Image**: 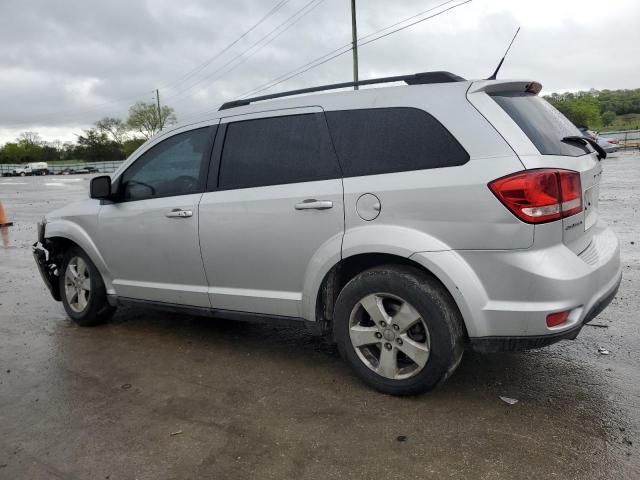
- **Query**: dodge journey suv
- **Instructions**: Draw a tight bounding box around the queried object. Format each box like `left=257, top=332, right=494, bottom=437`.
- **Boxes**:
left=33, top=71, right=621, bottom=395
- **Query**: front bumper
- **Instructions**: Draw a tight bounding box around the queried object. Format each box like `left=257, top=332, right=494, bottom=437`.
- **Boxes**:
left=33, top=222, right=61, bottom=301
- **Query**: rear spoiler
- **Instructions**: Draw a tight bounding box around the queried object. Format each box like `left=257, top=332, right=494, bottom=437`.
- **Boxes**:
left=467, top=80, right=543, bottom=95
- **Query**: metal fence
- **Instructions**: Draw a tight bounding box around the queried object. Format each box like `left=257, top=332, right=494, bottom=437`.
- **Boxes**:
left=0, top=160, right=125, bottom=176
left=599, top=129, right=640, bottom=150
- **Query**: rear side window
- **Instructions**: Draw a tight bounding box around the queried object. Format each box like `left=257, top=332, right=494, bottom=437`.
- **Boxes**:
left=218, top=113, right=340, bottom=190
left=325, top=107, right=469, bottom=177
left=490, top=93, right=592, bottom=156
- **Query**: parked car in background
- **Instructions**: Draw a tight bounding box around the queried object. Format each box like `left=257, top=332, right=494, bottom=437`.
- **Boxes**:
left=581, top=128, right=619, bottom=154
left=59, top=166, right=100, bottom=175
left=33, top=72, right=621, bottom=395
left=10, top=162, right=49, bottom=176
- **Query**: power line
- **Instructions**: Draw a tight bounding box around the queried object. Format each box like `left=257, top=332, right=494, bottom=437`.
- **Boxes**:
left=158, top=0, right=292, bottom=91
left=164, top=0, right=326, bottom=102
left=178, top=0, right=471, bottom=121
left=236, top=0, right=469, bottom=100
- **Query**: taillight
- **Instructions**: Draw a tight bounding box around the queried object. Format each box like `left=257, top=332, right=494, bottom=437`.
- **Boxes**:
left=488, top=169, right=583, bottom=224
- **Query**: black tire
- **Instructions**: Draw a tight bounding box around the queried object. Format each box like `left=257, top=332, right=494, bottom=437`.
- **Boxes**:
left=59, top=246, right=115, bottom=326
left=333, top=265, right=465, bottom=395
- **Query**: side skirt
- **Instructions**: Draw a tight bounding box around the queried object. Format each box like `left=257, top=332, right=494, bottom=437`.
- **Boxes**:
left=108, top=295, right=324, bottom=335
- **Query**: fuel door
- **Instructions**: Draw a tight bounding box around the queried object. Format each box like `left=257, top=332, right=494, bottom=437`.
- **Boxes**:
left=356, top=193, right=381, bottom=221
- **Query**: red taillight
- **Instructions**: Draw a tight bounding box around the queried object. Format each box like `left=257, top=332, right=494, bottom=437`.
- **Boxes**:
left=488, top=169, right=583, bottom=224
left=546, top=310, right=570, bottom=328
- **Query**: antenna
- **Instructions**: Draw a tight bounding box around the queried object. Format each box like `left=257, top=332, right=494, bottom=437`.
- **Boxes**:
left=487, top=27, right=521, bottom=80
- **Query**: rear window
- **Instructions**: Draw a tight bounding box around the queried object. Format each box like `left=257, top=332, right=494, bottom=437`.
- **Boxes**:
left=325, top=107, right=469, bottom=177
left=490, top=93, right=592, bottom=156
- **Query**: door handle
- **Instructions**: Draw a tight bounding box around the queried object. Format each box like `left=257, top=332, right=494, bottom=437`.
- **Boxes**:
left=294, top=199, right=334, bottom=210
left=166, top=209, right=193, bottom=218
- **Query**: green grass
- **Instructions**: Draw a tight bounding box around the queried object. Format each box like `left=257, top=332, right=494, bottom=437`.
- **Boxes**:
left=600, top=114, right=640, bottom=133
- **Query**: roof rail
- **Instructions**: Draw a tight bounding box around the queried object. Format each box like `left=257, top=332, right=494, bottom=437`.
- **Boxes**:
left=219, top=71, right=465, bottom=111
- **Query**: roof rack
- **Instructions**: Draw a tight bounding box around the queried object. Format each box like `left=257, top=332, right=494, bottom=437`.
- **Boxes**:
left=219, top=71, right=465, bottom=111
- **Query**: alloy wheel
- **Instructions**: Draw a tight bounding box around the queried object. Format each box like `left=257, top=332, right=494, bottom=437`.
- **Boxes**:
left=348, top=293, right=431, bottom=380
left=64, top=256, right=91, bottom=313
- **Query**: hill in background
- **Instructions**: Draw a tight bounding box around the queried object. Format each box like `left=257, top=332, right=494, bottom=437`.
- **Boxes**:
left=545, top=88, right=640, bottom=132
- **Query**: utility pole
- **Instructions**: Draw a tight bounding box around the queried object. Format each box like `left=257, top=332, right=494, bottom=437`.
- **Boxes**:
left=155, top=89, right=162, bottom=130
left=350, top=0, right=359, bottom=90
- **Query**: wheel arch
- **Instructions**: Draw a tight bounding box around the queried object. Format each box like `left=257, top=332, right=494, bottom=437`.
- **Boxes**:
left=310, top=251, right=473, bottom=339
left=44, top=220, right=114, bottom=292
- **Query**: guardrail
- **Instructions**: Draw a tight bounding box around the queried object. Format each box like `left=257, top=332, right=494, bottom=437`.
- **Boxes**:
left=0, top=160, right=125, bottom=176
left=600, top=129, right=640, bottom=150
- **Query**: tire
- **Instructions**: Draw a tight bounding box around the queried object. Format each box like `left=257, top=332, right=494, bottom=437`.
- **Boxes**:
left=333, top=265, right=465, bottom=395
left=59, top=246, right=115, bottom=326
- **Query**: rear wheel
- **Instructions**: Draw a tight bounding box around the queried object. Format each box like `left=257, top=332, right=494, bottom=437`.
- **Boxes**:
left=333, top=265, right=465, bottom=395
left=59, top=247, right=115, bottom=326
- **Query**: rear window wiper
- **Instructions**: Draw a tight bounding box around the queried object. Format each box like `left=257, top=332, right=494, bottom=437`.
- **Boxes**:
left=562, top=135, right=606, bottom=160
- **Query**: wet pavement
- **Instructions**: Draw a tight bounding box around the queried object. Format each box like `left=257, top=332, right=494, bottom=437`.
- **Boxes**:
left=0, top=157, right=638, bottom=479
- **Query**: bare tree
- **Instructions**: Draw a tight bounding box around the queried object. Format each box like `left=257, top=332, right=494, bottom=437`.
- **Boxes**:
left=17, top=131, right=43, bottom=147
left=95, top=117, right=129, bottom=145
left=127, top=102, right=177, bottom=140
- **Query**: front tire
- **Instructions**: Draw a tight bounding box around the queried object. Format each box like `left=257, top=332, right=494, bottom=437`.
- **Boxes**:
left=59, top=247, right=115, bottom=326
left=333, top=265, right=465, bottom=395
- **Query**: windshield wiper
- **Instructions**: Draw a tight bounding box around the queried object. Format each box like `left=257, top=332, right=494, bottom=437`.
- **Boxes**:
left=562, top=135, right=606, bottom=160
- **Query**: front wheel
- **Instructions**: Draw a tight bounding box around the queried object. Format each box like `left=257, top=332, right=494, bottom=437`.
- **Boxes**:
left=59, top=247, right=115, bottom=326
left=333, top=265, right=465, bottom=395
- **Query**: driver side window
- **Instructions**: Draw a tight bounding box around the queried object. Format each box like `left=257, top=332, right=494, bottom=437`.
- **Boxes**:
left=120, top=126, right=214, bottom=201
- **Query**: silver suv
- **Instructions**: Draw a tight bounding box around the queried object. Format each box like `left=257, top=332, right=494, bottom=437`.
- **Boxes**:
left=33, top=71, right=621, bottom=395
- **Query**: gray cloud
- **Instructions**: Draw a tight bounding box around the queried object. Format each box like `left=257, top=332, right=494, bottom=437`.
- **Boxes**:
left=1, top=0, right=638, bottom=142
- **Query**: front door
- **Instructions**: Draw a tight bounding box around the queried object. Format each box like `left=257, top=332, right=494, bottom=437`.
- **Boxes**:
left=97, top=125, right=217, bottom=307
left=199, top=108, right=344, bottom=318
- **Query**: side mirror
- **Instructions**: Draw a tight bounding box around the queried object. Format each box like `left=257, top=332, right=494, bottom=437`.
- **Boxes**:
left=90, top=175, right=112, bottom=200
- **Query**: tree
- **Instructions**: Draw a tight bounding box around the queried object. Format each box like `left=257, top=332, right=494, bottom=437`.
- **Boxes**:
left=75, top=128, right=122, bottom=162
left=602, top=110, right=616, bottom=127
left=548, top=96, right=602, bottom=129
left=127, top=102, right=177, bottom=140
left=95, top=117, right=128, bottom=145
left=122, top=138, right=146, bottom=158
left=17, top=131, right=43, bottom=147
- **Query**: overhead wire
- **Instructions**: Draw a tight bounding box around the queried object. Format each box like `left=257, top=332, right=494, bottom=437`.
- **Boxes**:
left=178, top=0, right=472, bottom=121
left=163, top=0, right=326, bottom=102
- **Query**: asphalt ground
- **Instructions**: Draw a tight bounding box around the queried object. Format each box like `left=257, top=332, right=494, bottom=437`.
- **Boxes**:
left=0, top=153, right=638, bottom=479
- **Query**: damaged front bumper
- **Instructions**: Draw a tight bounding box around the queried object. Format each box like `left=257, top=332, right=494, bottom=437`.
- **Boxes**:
left=32, top=221, right=61, bottom=301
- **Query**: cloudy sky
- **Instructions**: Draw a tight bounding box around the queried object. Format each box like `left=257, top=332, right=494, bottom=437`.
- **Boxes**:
left=1, top=0, right=639, bottom=144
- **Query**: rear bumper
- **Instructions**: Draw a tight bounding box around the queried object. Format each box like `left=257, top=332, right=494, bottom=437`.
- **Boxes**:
left=411, top=220, right=621, bottom=350
left=468, top=271, right=621, bottom=352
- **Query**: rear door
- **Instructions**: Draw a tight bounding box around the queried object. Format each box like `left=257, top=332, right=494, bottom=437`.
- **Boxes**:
left=198, top=108, right=344, bottom=318
left=468, top=81, right=602, bottom=254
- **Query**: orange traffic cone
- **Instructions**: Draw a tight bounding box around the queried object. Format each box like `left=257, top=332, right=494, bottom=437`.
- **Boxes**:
left=0, top=200, right=10, bottom=248
left=0, top=201, right=12, bottom=228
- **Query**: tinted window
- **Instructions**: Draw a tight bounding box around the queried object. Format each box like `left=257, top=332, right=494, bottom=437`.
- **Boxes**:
left=218, top=113, right=340, bottom=189
left=491, top=93, right=592, bottom=156
left=121, top=126, right=214, bottom=201
left=325, top=107, right=469, bottom=177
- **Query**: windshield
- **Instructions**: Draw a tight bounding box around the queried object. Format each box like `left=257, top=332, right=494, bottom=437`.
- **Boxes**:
left=491, top=92, right=593, bottom=157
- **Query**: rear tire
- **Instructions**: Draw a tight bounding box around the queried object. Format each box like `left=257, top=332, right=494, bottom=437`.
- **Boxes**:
left=59, top=246, right=115, bottom=326
left=333, top=265, right=465, bottom=395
